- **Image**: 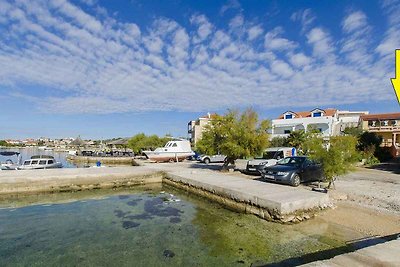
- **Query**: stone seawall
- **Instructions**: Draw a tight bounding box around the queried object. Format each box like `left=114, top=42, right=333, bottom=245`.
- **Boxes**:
left=66, top=155, right=139, bottom=165
left=0, top=167, right=163, bottom=195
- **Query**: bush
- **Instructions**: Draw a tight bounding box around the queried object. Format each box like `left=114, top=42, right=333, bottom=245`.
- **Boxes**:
left=304, top=135, right=359, bottom=188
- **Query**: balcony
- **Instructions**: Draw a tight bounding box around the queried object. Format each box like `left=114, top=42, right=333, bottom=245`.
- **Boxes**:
left=368, top=125, right=400, bottom=132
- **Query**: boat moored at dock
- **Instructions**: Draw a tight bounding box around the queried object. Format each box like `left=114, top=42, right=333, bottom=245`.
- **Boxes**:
left=0, top=151, right=22, bottom=170
left=18, top=155, right=63, bottom=170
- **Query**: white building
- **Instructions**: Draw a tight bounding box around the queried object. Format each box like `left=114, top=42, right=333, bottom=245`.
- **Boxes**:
left=271, top=108, right=369, bottom=138
left=188, top=113, right=217, bottom=145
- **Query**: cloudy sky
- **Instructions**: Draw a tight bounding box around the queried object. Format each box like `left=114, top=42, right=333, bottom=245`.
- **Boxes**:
left=0, top=0, right=399, bottom=139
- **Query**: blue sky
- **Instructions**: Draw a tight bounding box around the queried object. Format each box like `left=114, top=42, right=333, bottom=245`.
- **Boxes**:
left=0, top=0, right=399, bottom=139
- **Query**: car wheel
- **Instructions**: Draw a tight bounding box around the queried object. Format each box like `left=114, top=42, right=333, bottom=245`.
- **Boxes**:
left=291, top=174, right=301, bottom=187
left=204, top=158, right=210, bottom=164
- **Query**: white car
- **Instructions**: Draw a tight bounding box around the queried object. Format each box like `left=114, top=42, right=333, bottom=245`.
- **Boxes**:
left=199, top=154, right=226, bottom=164
left=246, top=147, right=296, bottom=174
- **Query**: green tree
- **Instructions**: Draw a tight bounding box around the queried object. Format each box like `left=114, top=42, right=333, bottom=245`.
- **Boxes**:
left=128, top=133, right=171, bottom=154
left=0, top=140, right=10, bottom=147
left=357, top=132, right=382, bottom=151
left=270, top=136, right=288, bottom=147
left=342, top=126, right=363, bottom=137
left=286, top=130, right=307, bottom=153
left=196, top=108, right=270, bottom=170
left=303, top=135, right=359, bottom=188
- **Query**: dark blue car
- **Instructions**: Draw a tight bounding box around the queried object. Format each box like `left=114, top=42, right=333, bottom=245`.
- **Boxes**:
left=260, top=156, right=325, bottom=187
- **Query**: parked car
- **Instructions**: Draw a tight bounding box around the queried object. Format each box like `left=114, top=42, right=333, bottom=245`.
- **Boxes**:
left=246, top=147, right=296, bottom=174
left=259, top=156, right=324, bottom=187
left=199, top=154, right=226, bottom=164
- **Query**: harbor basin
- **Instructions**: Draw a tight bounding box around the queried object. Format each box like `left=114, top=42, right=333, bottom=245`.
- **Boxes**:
left=0, top=185, right=368, bottom=266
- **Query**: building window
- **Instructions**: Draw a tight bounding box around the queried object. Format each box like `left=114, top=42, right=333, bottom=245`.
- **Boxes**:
left=284, top=130, right=291, bottom=134
left=285, top=114, right=293, bottom=119
left=313, top=112, right=322, bottom=117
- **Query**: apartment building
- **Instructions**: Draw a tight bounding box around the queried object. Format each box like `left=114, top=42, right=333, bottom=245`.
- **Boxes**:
left=187, top=113, right=217, bottom=145
left=360, top=112, right=400, bottom=157
left=271, top=108, right=369, bottom=138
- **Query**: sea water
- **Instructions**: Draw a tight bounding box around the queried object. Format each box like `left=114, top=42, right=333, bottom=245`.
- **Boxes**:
left=0, top=185, right=364, bottom=266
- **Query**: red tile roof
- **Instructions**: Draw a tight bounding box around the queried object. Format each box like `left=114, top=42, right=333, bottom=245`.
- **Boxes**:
left=278, top=108, right=337, bottom=119
left=360, top=113, right=400, bottom=121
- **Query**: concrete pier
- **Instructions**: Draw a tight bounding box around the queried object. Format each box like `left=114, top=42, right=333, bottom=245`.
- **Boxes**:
left=0, top=164, right=331, bottom=222
left=301, top=239, right=400, bottom=267
left=0, top=167, right=163, bottom=195
left=66, top=155, right=138, bottom=165
left=163, top=169, right=330, bottom=222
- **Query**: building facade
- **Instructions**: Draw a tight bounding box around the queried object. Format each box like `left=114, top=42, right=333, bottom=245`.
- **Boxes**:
left=360, top=113, right=400, bottom=157
left=188, top=113, right=217, bottom=145
left=271, top=108, right=368, bottom=138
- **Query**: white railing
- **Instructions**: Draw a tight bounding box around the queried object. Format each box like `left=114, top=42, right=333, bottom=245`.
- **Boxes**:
left=369, top=126, right=400, bottom=131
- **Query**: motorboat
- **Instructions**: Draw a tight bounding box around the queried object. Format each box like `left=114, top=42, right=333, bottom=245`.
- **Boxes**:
left=0, top=151, right=21, bottom=170
left=38, top=146, right=53, bottom=151
left=142, top=139, right=194, bottom=162
left=68, top=150, right=77, bottom=155
left=18, top=155, right=62, bottom=170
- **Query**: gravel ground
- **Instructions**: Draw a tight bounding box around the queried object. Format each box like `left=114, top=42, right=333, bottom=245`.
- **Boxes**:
left=335, top=167, right=400, bottom=215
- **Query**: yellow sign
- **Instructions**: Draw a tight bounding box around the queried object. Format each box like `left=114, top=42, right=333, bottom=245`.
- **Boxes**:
left=391, top=49, right=400, bottom=105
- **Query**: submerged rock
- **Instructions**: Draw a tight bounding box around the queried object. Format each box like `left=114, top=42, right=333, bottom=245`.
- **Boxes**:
left=163, top=249, right=175, bottom=258
left=125, top=213, right=153, bottom=220
left=118, top=195, right=130, bottom=200
left=169, top=217, right=181, bottom=223
left=114, top=209, right=130, bottom=218
left=126, top=199, right=141, bottom=207
left=122, top=221, right=140, bottom=229
left=144, top=198, right=183, bottom=218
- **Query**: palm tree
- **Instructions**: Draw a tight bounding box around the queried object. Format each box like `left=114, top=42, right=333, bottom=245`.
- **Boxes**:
left=287, top=130, right=307, bottom=153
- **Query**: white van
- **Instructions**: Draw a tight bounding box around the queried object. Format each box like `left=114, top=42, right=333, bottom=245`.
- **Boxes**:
left=246, top=147, right=296, bottom=174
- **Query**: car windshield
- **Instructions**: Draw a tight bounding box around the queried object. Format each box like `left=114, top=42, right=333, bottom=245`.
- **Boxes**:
left=255, top=151, right=277, bottom=160
left=277, top=157, right=305, bottom=166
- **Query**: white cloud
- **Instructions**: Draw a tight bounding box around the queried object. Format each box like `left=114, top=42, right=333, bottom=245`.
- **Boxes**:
left=190, top=14, right=213, bottom=42
left=0, top=0, right=396, bottom=115
left=290, top=9, right=315, bottom=32
left=270, top=60, right=294, bottom=78
left=307, top=27, right=335, bottom=60
left=342, top=11, right=368, bottom=33
left=220, top=0, right=241, bottom=15
left=290, top=53, right=311, bottom=68
left=376, top=0, right=400, bottom=56
left=229, top=14, right=244, bottom=28
left=247, top=25, right=263, bottom=40
left=341, top=11, right=372, bottom=66
left=264, top=27, right=296, bottom=51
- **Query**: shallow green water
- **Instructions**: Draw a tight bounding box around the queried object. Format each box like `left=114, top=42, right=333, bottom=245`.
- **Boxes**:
left=0, top=186, right=364, bottom=266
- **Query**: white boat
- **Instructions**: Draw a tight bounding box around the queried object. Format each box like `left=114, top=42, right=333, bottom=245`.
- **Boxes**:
left=18, top=155, right=62, bottom=170
left=68, top=150, right=77, bottom=155
left=0, top=151, right=21, bottom=170
left=143, top=139, right=194, bottom=162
